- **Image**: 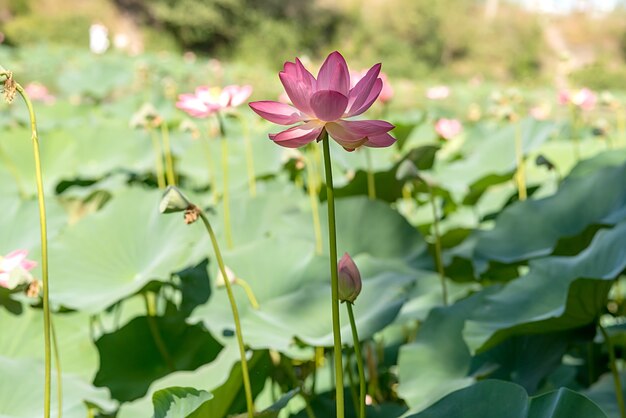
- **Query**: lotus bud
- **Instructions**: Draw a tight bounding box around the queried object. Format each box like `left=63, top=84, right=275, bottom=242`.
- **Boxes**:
left=159, top=186, right=192, bottom=214
left=338, top=253, right=362, bottom=304
left=215, top=266, right=236, bottom=288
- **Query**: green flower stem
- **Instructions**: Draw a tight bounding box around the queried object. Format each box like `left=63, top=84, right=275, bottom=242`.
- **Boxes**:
left=160, top=122, right=176, bottom=186
left=347, top=303, right=366, bottom=418
left=142, top=292, right=175, bottom=371
left=148, top=126, right=166, bottom=189
left=345, top=351, right=359, bottom=414
left=216, top=113, right=234, bottom=249
left=365, top=148, right=376, bottom=200
left=306, top=150, right=323, bottom=255
left=234, top=278, right=260, bottom=309
left=599, top=323, right=626, bottom=418
left=198, top=210, right=254, bottom=417
left=14, top=81, right=52, bottom=418
left=50, top=317, right=62, bottom=418
left=425, top=182, right=448, bottom=306
left=321, top=131, right=345, bottom=418
left=514, top=120, right=527, bottom=201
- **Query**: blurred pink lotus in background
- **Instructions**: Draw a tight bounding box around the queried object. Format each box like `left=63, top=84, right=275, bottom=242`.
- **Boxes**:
left=249, top=51, right=395, bottom=151
left=0, top=249, right=36, bottom=289
left=176, top=84, right=252, bottom=118
left=24, top=82, right=56, bottom=104
left=529, top=103, right=552, bottom=120
left=435, top=118, right=462, bottom=140
left=558, top=87, right=597, bottom=111
left=351, top=69, right=394, bottom=104
left=426, top=85, right=450, bottom=100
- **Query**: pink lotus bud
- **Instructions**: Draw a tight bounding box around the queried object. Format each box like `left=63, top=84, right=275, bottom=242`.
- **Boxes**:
left=434, top=118, right=462, bottom=140
left=337, top=253, right=361, bottom=303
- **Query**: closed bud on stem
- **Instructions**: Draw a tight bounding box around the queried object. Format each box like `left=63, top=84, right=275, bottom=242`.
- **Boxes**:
left=215, top=266, right=236, bottom=288
left=338, top=253, right=361, bottom=304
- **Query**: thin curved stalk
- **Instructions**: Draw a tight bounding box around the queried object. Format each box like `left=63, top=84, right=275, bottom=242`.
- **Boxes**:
left=234, top=278, right=260, bottom=309
left=347, top=303, right=366, bottom=418
left=14, top=81, right=52, bottom=418
left=321, top=131, right=345, bottom=418
left=198, top=211, right=254, bottom=417
left=50, top=318, right=62, bottom=418
left=425, top=183, right=448, bottom=306
left=216, top=113, right=233, bottom=249
left=160, top=122, right=176, bottom=186
left=514, top=120, right=527, bottom=201
left=599, top=323, right=626, bottom=418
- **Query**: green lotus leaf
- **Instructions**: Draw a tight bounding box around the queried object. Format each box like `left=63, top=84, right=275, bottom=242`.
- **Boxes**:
left=49, top=188, right=203, bottom=312
left=152, top=386, right=213, bottom=418
left=0, top=356, right=117, bottom=418
left=405, top=380, right=606, bottom=418
left=464, top=219, right=626, bottom=354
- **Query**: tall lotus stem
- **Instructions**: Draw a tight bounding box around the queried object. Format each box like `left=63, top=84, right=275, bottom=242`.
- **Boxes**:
left=160, top=121, right=176, bottom=186
left=7, top=74, right=53, bottom=418
left=216, top=113, right=233, bottom=249
left=320, top=130, right=345, bottom=418
left=599, top=323, right=626, bottom=418
left=425, top=182, right=448, bottom=306
left=347, top=304, right=366, bottom=418
left=570, top=106, right=581, bottom=161
left=198, top=210, right=254, bottom=417
left=514, top=119, right=527, bottom=201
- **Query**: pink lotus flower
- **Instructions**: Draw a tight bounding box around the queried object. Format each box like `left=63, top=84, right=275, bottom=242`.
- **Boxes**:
left=426, top=85, right=450, bottom=100
left=350, top=69, right=394, bottom=104
left=558, top=88, right=597, bottom=111
left=249, top=51, right=395, bottom=151
left=434, top=118, right=462, bottom=140
left=0, top=249, right=36, bottom=289
left=337, top=253, right=361, bottom=303
left=24, top=82, right=55, bottom=104
left=176, top=85, right=253, bottom=118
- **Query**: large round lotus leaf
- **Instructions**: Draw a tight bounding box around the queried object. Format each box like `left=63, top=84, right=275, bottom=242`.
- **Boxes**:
left=71, top=118, right=156, bottom=179
left=0, top=307, right=98, bottom=380
left=405, top=380, right=606, bottom=418
left=0, top=126, right=79, bottom=196
left=430, top=118, right=555, bottom=195
left=190, top=246, right=415, bottom=352
left=464, top=220, right=626, bottom=354
left=56, top=53, right=135, bottom=99
left=48, top=188, right=203, bottom=312
left=94, top=315, right=223, bottom=402
left=471, top=152, right=626, bottom=267
left=0, top=356, right=117, bottom=418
